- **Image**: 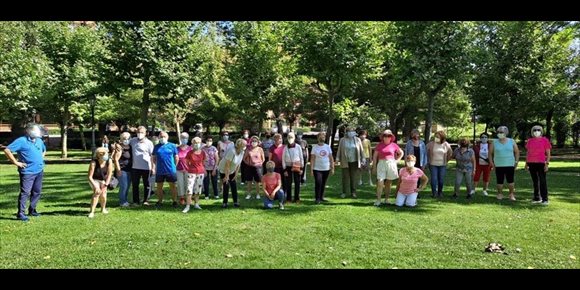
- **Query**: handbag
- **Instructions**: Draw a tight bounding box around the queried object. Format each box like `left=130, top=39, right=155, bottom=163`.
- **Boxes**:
left=97, top=160, right=118, bottom=190
left=289, top=147, right=302, bottom=172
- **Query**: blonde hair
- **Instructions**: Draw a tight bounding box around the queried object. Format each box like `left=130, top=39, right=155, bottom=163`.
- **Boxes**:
left=265, top=161, right=275, bottom=170
left=235, top=138, right=247, bottom=149
left=94, top=147, right=108, bottom=159
left=120, top=132, right=131, bottom=140
left=192, top=137, right=202, bottom=144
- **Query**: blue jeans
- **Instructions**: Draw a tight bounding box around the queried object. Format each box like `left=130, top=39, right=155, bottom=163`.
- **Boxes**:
left=263, top=189, right=285, bottom=208
left=18, top=171, right=44, bottom=216
left=118, top=170, right=131, bottom=205
left=429, top=165, right=447, bottom=196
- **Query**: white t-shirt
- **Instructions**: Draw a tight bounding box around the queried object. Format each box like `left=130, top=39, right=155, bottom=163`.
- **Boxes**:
left=217, top=148, right=244, bottom=175
left=479, top=143, right=489, bottom=165
left=311, top=144, right=333, bottom=171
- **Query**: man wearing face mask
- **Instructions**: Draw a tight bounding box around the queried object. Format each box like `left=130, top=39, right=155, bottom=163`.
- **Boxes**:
left=4, top=123, right=47, bottom=221
left=473, top=133, right=491, bottom=196
left=296, top=131, right=309, bottom=184
left=282, top=132, right=304, bottom=203
left=337, top=127, right=365, bottom=199
left=129, top=126, right=154, bottom=205
left=489, top=126, right=520, bottom=201
left=152, top=131, right=179, bottom=207
left=525, top=125, right=551, bottom=205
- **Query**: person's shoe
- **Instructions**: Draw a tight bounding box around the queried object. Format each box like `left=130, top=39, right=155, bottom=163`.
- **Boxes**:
left=88, top=212, right=95, bottom=218
left=466, top=193, right=473, bottom=199
left=179, top=197, right=185, bottom=205
left=205, top=196, right=210, bottom=200
left=256, top=194, right=260, bottom=199
left=321, top=198, right=329, bottom=202
left=155, top=202, right=162, bottom=209
left=482, top=190, right=488, bottom=196
left=16, top=214, right=29, bottom=222
left=222, top=203, right=228, bottom=208
left=193, top=204, right=202, bottom=210
left=469, top=190, right=475, bottom=196
left=120, top=202, right=130, bottom=207
left=509, top=195, right=516, bottom=201
left=452, top=194, right=458, bottom=199
left=531, top=199, right=542, bottom=204
left=315, top=199, right=321, bottom=205
left=172, top=201, right=179, bottom=208
left=182, top=205, right=190, bottom=213
left=340, top=193, right=346, bottom=198
left=214, top=195, right=220, bottom=199
left=233, top=203, right=240, bottom=208
left=374, top=200, right=382, bottom=207
left=497, top=194, right=504, bottom=200
left=541, top=201, right=549, bottom=206
left=29, top=211, right=41, bottom=217
left=351, top=193, right=358, bottom=198
left=143, top=201, right=151, bottom=206
left=245, top=194, right=252, bottom=200
left=101, top=209, right=109, bottom=214
left=279, top=203, right=285, bottom=210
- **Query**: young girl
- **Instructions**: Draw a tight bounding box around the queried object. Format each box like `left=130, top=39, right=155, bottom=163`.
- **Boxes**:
left=394, top=155, right=428, bottom=207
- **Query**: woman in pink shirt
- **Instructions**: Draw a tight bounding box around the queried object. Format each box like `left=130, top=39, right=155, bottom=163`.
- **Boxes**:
left=372, top=129, right=404, bottom=206
left=183, top=137, right=206, bottom=212
left=261, top=161, right=285, bottom=209
left=525, top=125, right=552, bottom=205
left=394, top=155, right=428, bottom=207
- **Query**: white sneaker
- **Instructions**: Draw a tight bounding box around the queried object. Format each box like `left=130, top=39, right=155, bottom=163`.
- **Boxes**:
left=101, top=209, right=109, bottom=214
left=541, top=201, right=549, bottom=206
left=374, top=200, right=381, bottom=207
left=214, top=195, right=220, bottom=199
left=88, top=212, right=95, bottom=218
left=194, top=204, right=202, bottom=210
left=531, top=200, right=543, bottom=204
left=359, top=181, right=363, bottom=186
left=245, top=194, right=251, bottom=200
left=279, top=204, right=285, bottom=210
left=482, top=190, right=488, bottom=196
left=205, top=196, right=209, bottom=200
left=341, top=194, right=346, bottom=198
left=256, top=194, right=260, bottom=199
left=182, top=205, right=190, bottom=213
left=469, top=190, right=475, bottom=196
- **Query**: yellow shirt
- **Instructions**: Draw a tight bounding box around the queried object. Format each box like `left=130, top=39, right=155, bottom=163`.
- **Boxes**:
left=362, top=139, right=372, bottom=159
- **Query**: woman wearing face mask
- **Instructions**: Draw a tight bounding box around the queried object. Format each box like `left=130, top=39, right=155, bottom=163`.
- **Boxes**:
left=296, top=132, right=309, bottom=184
left=218, top=139, right=247, bottom=208
left=404, top=129, right=427, bottom=189
left=394, top=155, right=428, bottom=207
left=525, top=125, right=551, bottom=205
left=88, top=147, right=114, bottom=218
left=244, top=136, right=265, bottom=200
left=451, top=138, right=476, bottom=199
left=489, top=126, right=520, bottom=201
left=473, top=133, right=491, bottom=196
left=240, top=129, right=252, bottom=186
left=101, top=135, right=111, bottom=153
left=426, top=131, right=453, bottom=198
left=183, top=137, right=206, bottom=212
left=176, top=132, right=192, bottom=205
left=116, top=132, right=133, bottom=207
left=310, top=132, right=335, bottom=204
left=358, top=130, right=374, bottom=187
left=282, top=132, right=304, bottom=203
left=261, top=161, right=285, bottom=209
left=202, top=136, right=220, bottom=200
left=218, top=131, right=234, bottom=161
left=337, top=127, right=365, bottom=199
left=372, top=129, right=404, bottom=206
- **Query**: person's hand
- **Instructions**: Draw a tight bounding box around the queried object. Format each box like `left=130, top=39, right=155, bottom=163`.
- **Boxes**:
left=284, top=171, right=288, bottom=177
left=212, top=170, right=216, bottom=176
left=544, top=163, right=549, bottom=173
left=525, top=164, right=529, bottom=171
left=331, top=168, right=335, bottom=175
left=310, top=171, right=314, bottom=177
left=116, top=171, right=122, bottom=177
left=15, top=162, right=27, bottom=169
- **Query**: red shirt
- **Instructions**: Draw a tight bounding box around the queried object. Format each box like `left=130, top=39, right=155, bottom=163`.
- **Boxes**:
left=262, top=172, right=281, bottom=194
left=269, top=144, right=285, bottom=169
left=185, top=150, right=206, bottom=174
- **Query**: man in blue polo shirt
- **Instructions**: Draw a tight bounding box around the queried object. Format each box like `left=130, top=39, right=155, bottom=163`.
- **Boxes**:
left=152, top=131, right=179, bottom=207
left=3, top=123, right=47, bottom=221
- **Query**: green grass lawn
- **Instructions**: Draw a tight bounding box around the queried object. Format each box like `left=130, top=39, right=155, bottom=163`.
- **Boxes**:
left=0, top=160, right=578, bottom=268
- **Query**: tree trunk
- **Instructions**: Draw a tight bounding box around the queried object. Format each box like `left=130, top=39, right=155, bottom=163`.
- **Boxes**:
left=174, top=109, right=181, bottom=139
left=424, top=93, right=435, bottom=144
left=79, top=123, right=87, bottom=151
left=484, top=122, right=488, bottom=134
left=326, top=93, right=335, bottom=147
left=545, top=108, right=554, bottom=139
left=140, top=78, right=151, bottom=127
left=60, top=109, right=69, bottom=159
left=276, top=118, right=284, bottom=136
left=218, top=121, right=226, bottom=133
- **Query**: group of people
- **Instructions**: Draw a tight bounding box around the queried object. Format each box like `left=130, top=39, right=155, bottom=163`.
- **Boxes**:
left=3, top=123, right=552, bottom=221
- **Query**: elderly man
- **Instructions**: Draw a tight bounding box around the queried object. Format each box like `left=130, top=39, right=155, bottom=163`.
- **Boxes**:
left=3, top=123, right=47, bottom=221
left=130, top=126, right=154, bottom=205
left=152, top=131, right=179, bottom=207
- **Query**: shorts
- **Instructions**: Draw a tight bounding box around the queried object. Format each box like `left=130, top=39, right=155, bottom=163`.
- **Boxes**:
left=187, top=173, right=205, bottom=194
left=156, top=173, right=177, bottom=183
left=247, top=166, right=263, bottom=183
left=377, top=159, right=398, bottom=181
left=495, top=166, right=515, bottom=184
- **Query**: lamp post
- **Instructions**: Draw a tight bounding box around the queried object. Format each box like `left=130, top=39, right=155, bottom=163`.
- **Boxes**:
left=90, top=94, right=96, bottom=156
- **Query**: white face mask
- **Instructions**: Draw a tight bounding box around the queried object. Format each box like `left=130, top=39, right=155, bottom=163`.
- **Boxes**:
left=193, top=143, right=202, bottom=150
left=159, top=138, right=167, bottom=144
left=243, top=134, right=249, bottom=139
left=434, top=137, right=441, bottom=143
left=180, top=138, right=189, bottom=145
left=223, top=136, right=229, bottom=141
left=297, top=135, right=303, bottom=140
left=137, top=133, right=145, bottom=140
left=288, top=138, right=295, bottom=145
left=480, top=138, right=488, bottom=143
left=252, top=142, right=258, bottom=147
left=360, top=135, right=367, bottom=140
left=101, top=155, right=109, bottom=162
left=123, top=139, right=130, bottom=145
left=533, top=131, right=541, bottom=137
left=497, top=133, right=506, bottom=139
left=206, top=141, right=213, bottom=147
left=347, top=131, right=356, bottom=138
left=406, top=161, right=415, bottom=168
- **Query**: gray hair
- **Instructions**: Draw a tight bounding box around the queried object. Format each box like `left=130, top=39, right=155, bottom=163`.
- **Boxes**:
left=120, top=132, right=131, bottom=140
left=497, top=126, right=509, bottom=136
left=531, top=125, right=543, bottom=135
left=180, top=132, right=190, bottom=139
left=25, top=123, right=39, bottom=133
left=410, top=129, right=420, bottom=137
left=137, top=126, right=147, bottom=133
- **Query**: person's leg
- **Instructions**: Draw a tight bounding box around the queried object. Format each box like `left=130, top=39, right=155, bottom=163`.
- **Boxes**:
left=119, top=170, right=130, bottom=205
left=17, top=173, right=34, bottom=218
left=437, top=166, right=446, bottom=197
left=193, top=174, right=204, bottom=209
left=528, top=163, right=541, bottom=201
left=405, top=193, right=418, bottom=207
left=142, top=170, right=151, bottom=203
left=320, top=170, right=330, bottom=201
left=429, top=165, right=439, bottom=197
left=255, top=167, right=263, bottom=199
left=284, top=168, right=293, bottom=202
left=385, top=180, right=393, bottom=203
left=495, top=167, right=505, bottom=199
left=466, top=170, right=474, bottom=196
left=155, top=178, right=165, bottom=204
left=131, top=169, right=141, bottom=204
left=314, top=170, right=322, bottom=201
left=506, top=167, right=516, bottom=200
left=473, top=165, right=482, bottom=192
left=203, top=170, right=210, bottom=198
left=28, top=172, right=43, bottom=214
left=395, top=192, right=406, bottom=207
left=482, top=165, right=491, bottom=194
left=221, top=173, right=230, bottom=206
left=341, top=165, right=350, bottom=198
left=454, top=170, right=463, bottom=197
left=99, top=188, right=108, bottom=213
left=538, top=165, right=548, bottom=202
left=276, top=189, right=286, bottom=206
left=211, top=171, right=219, bottom=198
left=349, top=162, right=360, bottom=197
left=230, top=173, right=239, bottom=206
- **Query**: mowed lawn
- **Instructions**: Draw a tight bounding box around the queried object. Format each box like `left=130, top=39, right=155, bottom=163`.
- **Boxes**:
left=0, top=160, right=578, bottom=269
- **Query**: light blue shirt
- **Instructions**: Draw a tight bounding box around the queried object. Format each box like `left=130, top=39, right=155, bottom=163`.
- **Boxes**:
left=493, top=138, right=515, bottom=167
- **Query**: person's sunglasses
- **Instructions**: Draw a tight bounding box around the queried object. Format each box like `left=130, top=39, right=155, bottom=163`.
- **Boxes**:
left=533, top=129, right=542, bottom=132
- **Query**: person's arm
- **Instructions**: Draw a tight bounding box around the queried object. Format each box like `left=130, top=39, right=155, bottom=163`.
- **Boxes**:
left=418, top=174, right=428, bottom=191
left=329, top=153, right=335, bottom=175
left=3, top=148, right=26, bottom=169
left=371, top=150, right=378, bottom=174
left=299, top=146, right=304, bottom=168
left=471, top=151, right=476, bottom=176
left=513, top=140, right=520, bottom=168
left=105, top=161, right=114, bottom=187
left=395, top=175, right=402, bottom=193
left=488, top=142, right=495, bottom=170
left=425, top=142, right=432, bottom=166
left=260, top=148, right=265, bottom=166
left=446, top=142, right=453, bottom=161
left=310, top=152, right=316, bottom=176
left=88, top=161, right=100, bottom=193
left=223, top=159, right=232, bottom=183
left=272, top=175, right=282, bottom=198
left=336, top=139, right=342, bottom=166
left=213, top=149, right=219, bottom=176
left=544, top=148, right=551, bottom=172
left=151, top=154, right=157, bottom=175
left=396, top=148, right=404, bottom=162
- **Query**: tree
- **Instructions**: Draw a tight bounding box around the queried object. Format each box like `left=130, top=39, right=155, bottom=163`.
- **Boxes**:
left=284, top=21, right=383, bottom=147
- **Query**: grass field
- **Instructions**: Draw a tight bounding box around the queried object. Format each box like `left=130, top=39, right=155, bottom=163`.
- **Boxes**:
left=0, top=158, right=578, bottom=269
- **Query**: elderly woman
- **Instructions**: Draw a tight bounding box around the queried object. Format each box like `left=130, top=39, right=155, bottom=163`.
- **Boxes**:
left=451, top=138, right=476, bottom=199
left=282, top=132, right=304, bottom=203
left=262, top=161, right=285, bottom=210
left=426, top=130, right=453, bottom=198
left=372, top=129, right=403, bottom=206
left=176, top=132, right=192, bottom=205
left=525, top=125, right=552, bottom=205
left=218, top=138, right=247, bottom=208
left=114, top=132, right=132, bottom=207
left=473, top=133, right=491, bottom=196
left=202, top=135, right=220, bottom=200
left=359, top=130, right=374, bottom=186
left=88, top=147, right=114, bottom=218
left=183, top=137, right=206, bottom=212
left=337, top=127, right=365, bottom=198
left=244, top=135, right=265, bottom=200
left=404, top=129, right=427, bottom=191
left=489, top=126, right=520, bottom=201
left=310, top=132, right=335, bottom=204
left=394, top=155, right=428, bottom=207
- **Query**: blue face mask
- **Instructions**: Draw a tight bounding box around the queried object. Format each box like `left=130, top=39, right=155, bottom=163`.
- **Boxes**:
left=101, top=155, right=109, bottom=162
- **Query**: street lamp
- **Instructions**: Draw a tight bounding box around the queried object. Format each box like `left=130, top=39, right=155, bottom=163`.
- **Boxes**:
left=90, top=94, right=96, bottom=156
